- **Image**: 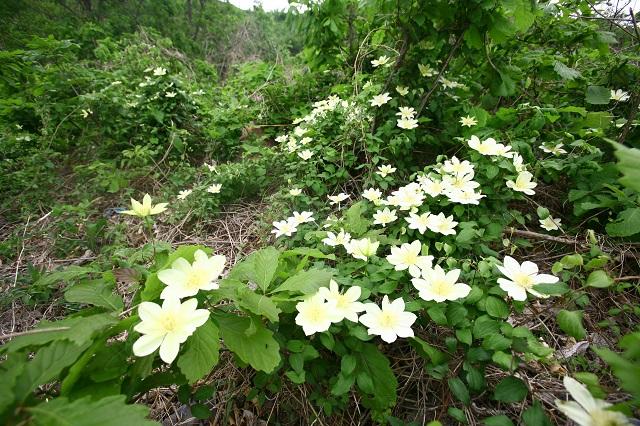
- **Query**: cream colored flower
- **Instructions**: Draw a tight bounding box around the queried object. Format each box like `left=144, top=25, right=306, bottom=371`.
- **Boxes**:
left=539, top=143, right=567, bottom=155
left=322, top=229, right=351, bottom=247
left=295, top=294, right=342, bottom=335
left=555, top=376, right=630, bottom=426
left=397, top=117, right=419, bottom=129
left=405, top=212, right=431, bottom=234
left=442, top=156, right=474, bottom=176
left=158, top=250, right=225, bottom=300
left=81, top=109, right=92, bottom=118
left=420, top=178, right=445, bottom=197
left=468, top=135, right=510, bottom=156
left=345, top=238, right=379, bottom=261
left=373, top=208, right=398, bottom=227
left=362, top=188, right=383, bottom=203
left=317, top=280, right=365, bottom=322
left=396, top=86, right=409, bottom=96
left=426, top=212, right=458, bottom=235
left=359, top=296, right=416, bottom=343
left=300, top=137, right=313, bottom=145
left=207, top=184, right=222, bottom=194
left=371, top=55, right=391, bottom=67
left=376, top=164, right=396, bottom=178
left=459, top=115, right=478, bottom=127
left=298, top=149, right=314, bottom=160
left=411, top=265, right=471, bottom=302
left=203, top=162, right=217, bottom=172
left=177, top=189, right=192, bottom=200
left=290, top=211, right=314, bottom=225
left=120, top=194, right=168, bottom=217
left=132, top=298, right=209, bottom=364
left=396, top=107, right=416, bottom=120
left=289, top=188, right=302, bottom=196
left=539, top=215, right=561, bottom=231
left=165, top=91, right=177, bottom=98
left=328, top=193, right=349, bottom=205
left=446, top=189, right=485, bottom=205
left=506, top=171, right=537, bottom=195
left=153, top=67, right=167, bottom=76
left=418, top=64, right=436, bottom=77
left=271, top=219, right=298, bottom=238
left=370, top=93, right=392, bottom=107
left=497, top=256, right=559, bottom=301
left=386, top=240, right=434, bottom=278
left=610, top=89, right=630, bottom=102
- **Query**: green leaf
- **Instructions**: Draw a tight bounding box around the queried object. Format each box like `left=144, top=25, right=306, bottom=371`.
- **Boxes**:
left=448, top=377, right=470, bottom=406
left=214, top=314, right=280, bottom=373
left=28, top=395, right=155, bottom=426
left=522, top=401, right=553, bottom=426
left=485, top=296, right=510, bottom=319
left=341, top=354, right=357, bottom=376
left=610, top=141, right=640, bottom=192
left=473, top=316, right=500, bottom=339
left=410, top=337, right=448, bottom=364
left=585, top=270, right=613, bottom=288
left=553, top=61, right=581, bottom=81
left=190, top=403, right=211, bottom=420
left=33, top=265, right=98, bottom=289
left=281, top=247, right=335, bottom=260
left=177, top=320, right=220, bottom=384
left=271, top=268, right=332, bottom=294
left=250, top=247, right=280, bottom=292
left=14, top=340, right=91, bottom=402
left=234, top=287, right=280, bottom=322
left=557, top=310, right=586, bottom=340
left=483, top=415, right=514, bottom=426
left=355, top=343, right=397, bottom=411
left=585, top=85, right=610, bottom=105
left=344, top=202, right=369, bottom=234
left=493, top=376, right=528, bottom=402
left=64, top=278, right=124, bottom=311
left=606, top=208, right=640, bottom=237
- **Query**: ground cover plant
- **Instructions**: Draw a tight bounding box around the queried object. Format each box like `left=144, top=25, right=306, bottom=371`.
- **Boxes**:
left=0, top=0, right=639, bottom=424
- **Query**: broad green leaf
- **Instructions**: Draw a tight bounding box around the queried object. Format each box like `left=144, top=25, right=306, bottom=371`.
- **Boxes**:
left=522, top=401, right=553, bottom=426
left=28, top=395, right=155, bottom=426
left=14, top=340, right=91, bottom=402
left=344, top=201, right=369, bottom=234
left=281, top=247, right=335, bottom=260
left=448, top=377, right=470, bottom=405
left=557, top=310, right=586, bottom=340
left=355, top=343, right=397, bottom=411
left=484, top=296, right=510, bottom=319
left=410, top=337, right=448, bottom=364
left=606, top=208, right=640, bottom=237
left=234, top=287, right=280, bottom=322
left=553, top=61, right=581, bottom=81
left=271, top=268, right=332, bottom=294
left=483, top=415, right=514, bottom=426
left=177, top=320, right=220, bottom=384
left=0, top=355, right=24, bottom=414
left=585, top=270, right=613, bottom=288
left=493, top=376, right=528, bottom=402
left=34, top=265, right=98, bottom=289
left=585, top=85, right=610, bottom=105
left=64, top=278, right=124, bottom=311
left=251, top=247, right=280, bottom=292
left=610, top=141, right=640, bottom=192
left=214, top=314, right=280, bottom=373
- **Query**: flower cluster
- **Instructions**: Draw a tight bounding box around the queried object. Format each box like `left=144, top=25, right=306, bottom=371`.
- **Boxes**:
left=271, top=211, right=315, bottom=238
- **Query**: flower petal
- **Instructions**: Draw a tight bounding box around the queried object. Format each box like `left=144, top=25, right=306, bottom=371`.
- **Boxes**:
left=133, top=333, right=164, bottom=357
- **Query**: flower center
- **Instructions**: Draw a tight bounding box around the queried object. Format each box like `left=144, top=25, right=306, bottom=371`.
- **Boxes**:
left=379, top=312, right=397, bottom=328
left=161, top=315, right=179, bottom=332
left=514, top=272, right=534, bottom=288
left=187, top=269, right=208, bottom=289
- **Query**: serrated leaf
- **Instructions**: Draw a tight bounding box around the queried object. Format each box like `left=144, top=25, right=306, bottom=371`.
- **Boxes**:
left=493, top=376, right=528, bottom=402
left=64, top=278, right=124, bottom=311
left=271, top=268, right=332, bottom=294
left=585, top=270, right=613, bottom=288
left=34, top=265, right=98, bottom=289
left=448, top=377, right=470, bottom=406
left=355, top=343, right=397, bottom=411
left=177, top=320, right=220, bottom=384
left=214, top=314, right=280, bottom=373
left=234, top=287, right=280, bottom=322
left=485, top=296, right=510, bottom=319
left=28, top=395, right=155, bottom=426
left=606, top=208, right=640, bottom=237
left=585, top=85, right=610, bottom=105
left=522, top=401, right=553, bottom=426
left=610, top=141, right=640, bottom=193
left=553, top=61, right=581, bottom=81
left=557, top=310, right=586, bottom=339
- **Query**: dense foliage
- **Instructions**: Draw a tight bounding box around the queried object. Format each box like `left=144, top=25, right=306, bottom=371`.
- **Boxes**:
left=0, top=0, right=639, bottom=424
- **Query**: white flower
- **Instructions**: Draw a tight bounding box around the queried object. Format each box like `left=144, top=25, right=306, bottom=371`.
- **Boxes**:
left=540, top=215, right=562, bottom=231
left=158, top=250, right=225, bottom=299
left=294, top=126, right=308, bottom=137
left=203, top=162, right=217, bottom=172
left=275, top=135, right=288, bottom=143
left=442, top=172, right=480, bottom=194
left=371, top=55, right=391, bottom=67
left=80, top=109, right=92, bottom=118
left=359, top=296, right=416, bottom=343
left=426, top=212, right=458, bottom=235
left=153, top=67, right=167, bottom=76
left=497, top=256, right=559, bottom=301
left=177, top=189, right=193, bottom=200
left=345, top=238, right=379, bottom=261
left=440, top=78, right=460, bottom=89
left=120, top=194, right=168, bottom=217
left=512, top=153, right=526, bottom=172
left=420, top=178, right=445, bottom=197
left=322, top=229, right=351, bottom=247
left=376, top=164, right=397, bottom=177
left=397, top=117, right=419, bottom=129
left=405, top=212, right=431, bottom=234
left=165, top=91, right=177, bottom=98
left=442, top=156, right=474, bottom=176
left=396, top=107, right=416, bottom=120
left=295, top=294, right=342, bottom=335
left=290, top=211, right=314, bottom=225
left=370, top=93, right=392, bottom=107
left=506, top=171, right=537, bottom=195
left=418, top=64, right=436, bottom=77
left=389, top=184, right=425, bottom=210
left=386, top=240, right=434, bottom=278
left=271, top=220, right=298, bottom=238
left=289, top=188, right=302, bottom=196
left=207, top=184, right=222, bottom=194
left=328, top=193, right=349, bottom=205
left=555, top=376, right=630, bottom=426
left=539, top=143, right=567, bottom=155
left=286, top=139, right=299, bottom=153
left=446, top=189, right=485, bottom=205
left=362, top=188, right=383, bottom=203
left=300, top=137, right=312, bottom=145
left=610, top=89, right=630, bottom=102
left=396, top=86, right=409, bottom=96
left=317, top=280, right=365, bottom=322
left=411, top=265, right=471, bottom=302
left=459, top=115, right=478, bottom=127
left=298, top=149, right=314, bottom=160
left=133, top=298, right=209, bottom=364
left=468, top=135, right=510, bottom=156
left=373, top=208, right=398, bottom=227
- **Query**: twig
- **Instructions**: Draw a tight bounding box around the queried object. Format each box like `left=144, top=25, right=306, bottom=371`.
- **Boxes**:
left=613, top=275, right=640, bottom=282
left=0, top=326, right=70, bottom=341
left=630, top=8, right=640, bottom=41
left=505, top=227, right=582, bottom=245
left=417, top=30, right=466, bottom=115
